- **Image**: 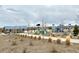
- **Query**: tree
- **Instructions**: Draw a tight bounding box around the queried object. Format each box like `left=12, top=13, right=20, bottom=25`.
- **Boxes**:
left=2, top=27, right=5, bottom=33
left=36, top=24, right=40, bottom=26
left=73, top=25, right=79, bottom=36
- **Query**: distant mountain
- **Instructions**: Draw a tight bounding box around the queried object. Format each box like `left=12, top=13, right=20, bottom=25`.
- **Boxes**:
left=4, top=26, right=27, bottom=29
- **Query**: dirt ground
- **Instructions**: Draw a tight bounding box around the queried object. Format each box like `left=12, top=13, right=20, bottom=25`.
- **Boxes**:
left=0, top=34, right=79, bottom=53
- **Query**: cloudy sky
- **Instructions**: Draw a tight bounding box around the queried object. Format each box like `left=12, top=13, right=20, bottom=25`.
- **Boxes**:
left=0, top=5, right=79, bottom=27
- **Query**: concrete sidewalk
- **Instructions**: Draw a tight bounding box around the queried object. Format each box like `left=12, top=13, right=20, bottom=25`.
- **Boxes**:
left=17, top=33, right=79, bottom=44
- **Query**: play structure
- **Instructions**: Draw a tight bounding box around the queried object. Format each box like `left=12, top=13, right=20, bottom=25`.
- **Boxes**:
left=34, top=28, right=49, bottom=36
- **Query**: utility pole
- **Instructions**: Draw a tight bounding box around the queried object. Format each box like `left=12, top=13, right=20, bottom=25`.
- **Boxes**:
left=27, top=20, right=30, bottom=35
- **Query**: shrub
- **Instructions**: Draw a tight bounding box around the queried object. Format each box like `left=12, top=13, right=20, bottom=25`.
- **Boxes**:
left=25, top=35, right=27, bottom=38
left=20, top=39, right=23, bottom=41
left=27, top=36, right=30, bottom=38
left=15, top=37, right=17, bottom=39
left=33, top=36, right=37, bottom=40
left=30, top=36, right=33, bottom=39
left=48, top=38, right=52, bottom=43
left=23, top=49, right=26, bottom=53
left=52, top=34, right=55, bottom=37
left=70, top=35, right=72, bottom=39
left=23, top=35, right=25, bottom=38
left=38, top=36, right=41, bottom=40
left=66, top=39, right=70, bottom=46
left=56, top=39, right=61, bottom=44
left=53, top=40, right=56, bottom=43
left=50, top=47, right=58, bottom=53
left=29, top=42, right=33, bottom=46
left=73, top=25, right=79, bottom=36
left=11, top=40, right=17, bottom=46
left=77, top=35, right=79, bottom=39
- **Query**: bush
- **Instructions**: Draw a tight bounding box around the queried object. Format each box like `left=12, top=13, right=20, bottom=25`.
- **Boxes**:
left=15, top=37, right=17, bottom=39
left=30, top=36, right=33, bottom=39
left=52, top=34, right=55, bottom=37
left=33, top=36, right=37, bottom=40
left=29, top=42, right=33, bottom=46
left=53, top=40, right=56, bottom=43
left=73, top=25, right=79, bottom=36
left=38, top=36, right=41, bottom=40
left=50, top=47, right=58, bottom=53
left=70, top=35, right=72, bottom=39
left=66, top=39, right=70, bottom=46
left=57, top=39, right=61, bottom=44
left=23, top=49, right=26, bottom=53
left=27, top=36, right=30, bottom=38
left=11, top=40, right=17, bottom=46
left=20, top=39, right=23, bottom=41
left=77, top=35, right=79, bottom=39
left=25, top=35, right=27, bottom=38
left=48, top=38, right=52, bottom=43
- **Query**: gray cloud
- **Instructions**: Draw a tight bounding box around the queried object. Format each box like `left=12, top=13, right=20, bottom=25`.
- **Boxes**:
left=0, top=5, right=79, bottom=27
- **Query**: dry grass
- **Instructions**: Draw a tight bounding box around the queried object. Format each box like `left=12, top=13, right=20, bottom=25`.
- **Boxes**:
left=0, top=34, right=79, bottom=53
